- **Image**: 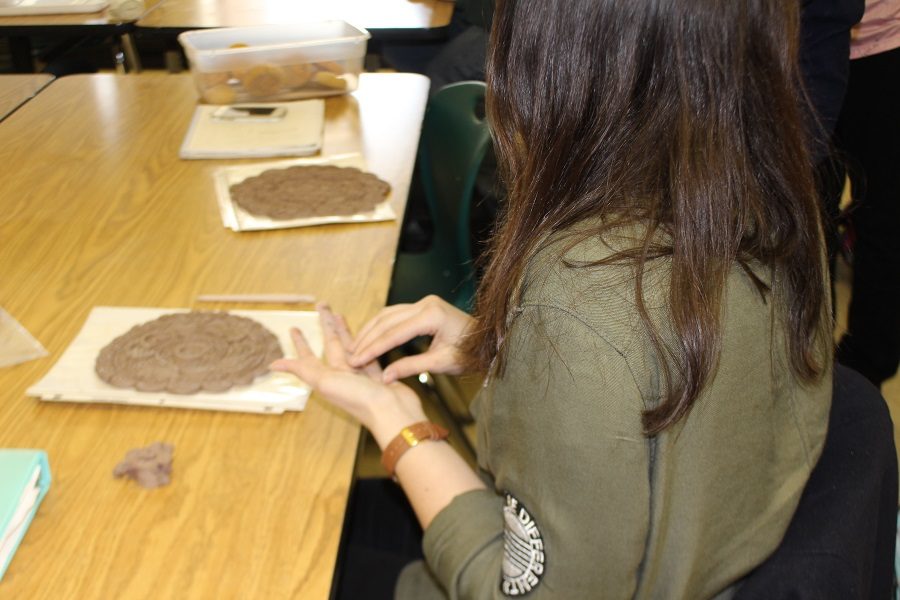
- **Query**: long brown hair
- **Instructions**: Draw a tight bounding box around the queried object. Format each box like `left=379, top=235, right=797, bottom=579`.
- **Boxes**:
left=463, top=0, right=831, bottom=435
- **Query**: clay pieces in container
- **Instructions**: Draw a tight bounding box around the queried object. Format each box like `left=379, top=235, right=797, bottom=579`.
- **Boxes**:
left=229, top=165, right=391, bottom=220
left=113, top=442, right=174, bottom=489
left=95, top=312, right=283, bottom=395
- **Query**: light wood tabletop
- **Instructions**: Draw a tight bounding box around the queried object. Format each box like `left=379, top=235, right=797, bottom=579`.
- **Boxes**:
left=0, top=73, right=53, bottom=120
left=137, top=0, right=454, bottom=32
left=0, top=72, right=428, bottom=598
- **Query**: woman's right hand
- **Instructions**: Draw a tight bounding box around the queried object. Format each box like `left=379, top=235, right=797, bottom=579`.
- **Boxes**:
left=348, top=295, right=476, bottom=384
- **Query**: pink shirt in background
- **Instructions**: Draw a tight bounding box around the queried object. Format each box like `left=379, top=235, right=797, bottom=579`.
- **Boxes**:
left=851, top=0, right=900, bottom=58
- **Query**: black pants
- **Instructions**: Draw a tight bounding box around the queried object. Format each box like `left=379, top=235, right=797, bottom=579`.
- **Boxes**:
left=334, top=478, right=423, bottom=600
left=834, top=45, right=900, bottom=387
left=736, top=364, right=898, bottom=599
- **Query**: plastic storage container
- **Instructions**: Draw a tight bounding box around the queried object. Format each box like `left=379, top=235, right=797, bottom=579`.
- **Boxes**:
left=178, top=21, right=371, bottom=104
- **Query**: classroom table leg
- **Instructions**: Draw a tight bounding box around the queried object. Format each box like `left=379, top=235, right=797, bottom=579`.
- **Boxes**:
left=120, top=33, right=141, bottom=73
left=164, top=49, right=183, bottom=73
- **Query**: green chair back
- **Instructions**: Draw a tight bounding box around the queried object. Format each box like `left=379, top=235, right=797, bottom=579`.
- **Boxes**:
left=388, top=81, right=491, bottom=311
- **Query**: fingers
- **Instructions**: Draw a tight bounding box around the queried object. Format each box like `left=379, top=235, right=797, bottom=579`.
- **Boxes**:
left=329, top=311, right=355, bottom=349
left=316, top=303, right=385, bottom=380
left=269, top=327, right=324, bottom=386
left=317, top=303, right=350, bottom=370
left=382, top=348, right=453, bottom=384
left=306, top=298, right=465, bottom=382
left=289, top=326, right=316, bottom=359
left=350, top=308, right=436, bottom=367
left=333, top=312, right=383, bottom=379
left=271, top=302, right=459, bottom=411
left=351, top=303, right=413, bottom=351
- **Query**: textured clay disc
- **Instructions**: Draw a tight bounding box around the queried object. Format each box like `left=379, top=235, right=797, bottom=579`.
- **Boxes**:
left=95, top=312, right=283, bottom=394
left=229, top=165, right=391, bottom=220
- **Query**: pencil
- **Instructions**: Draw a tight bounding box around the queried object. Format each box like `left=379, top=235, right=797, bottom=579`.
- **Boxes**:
left=196, top=293, right=317, bottom=304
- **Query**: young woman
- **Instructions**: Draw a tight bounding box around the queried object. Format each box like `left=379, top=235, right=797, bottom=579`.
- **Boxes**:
left=271, top=0, right=833, bottom=597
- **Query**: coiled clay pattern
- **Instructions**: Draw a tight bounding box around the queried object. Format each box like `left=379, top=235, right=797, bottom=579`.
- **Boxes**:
left=229, top=165, right=391, bottom=220
left=95, top=312, right=283, bottom=394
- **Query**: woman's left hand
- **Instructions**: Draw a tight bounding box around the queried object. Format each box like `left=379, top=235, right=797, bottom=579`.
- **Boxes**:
left=269, top=304, right=427, bottom=449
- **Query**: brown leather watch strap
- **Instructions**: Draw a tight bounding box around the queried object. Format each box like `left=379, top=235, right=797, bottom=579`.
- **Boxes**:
left=381, top=421, right=449, bottom=478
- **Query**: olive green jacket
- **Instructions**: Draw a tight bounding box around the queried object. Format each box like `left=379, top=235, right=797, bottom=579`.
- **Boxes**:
left=396, top=227, right=831, bottom=599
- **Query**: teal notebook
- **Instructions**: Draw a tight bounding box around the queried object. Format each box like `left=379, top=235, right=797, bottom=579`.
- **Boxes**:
left=0, top=450, right=51, bottom=582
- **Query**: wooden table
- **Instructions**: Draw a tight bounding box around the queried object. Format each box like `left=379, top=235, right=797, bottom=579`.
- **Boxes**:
left=137, top=0, right=454, bottom=37
left=0, top=73, right=53, bottom=120
left=0, top=72, right=428, bottom=599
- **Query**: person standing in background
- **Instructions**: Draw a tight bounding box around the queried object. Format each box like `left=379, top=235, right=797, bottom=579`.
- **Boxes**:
left=378, top=0, right=494, bottom=91
left=801, top=0, right=865, bottom=161
left=423, top=0, right=494, bottom=92
left=799, top=0, right=864, bottom=270
left=834, top=0, right=900, bottom=388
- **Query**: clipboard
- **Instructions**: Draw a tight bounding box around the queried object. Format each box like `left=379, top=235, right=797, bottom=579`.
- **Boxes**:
left=0, top=450, right=51, bottom=582
left=180, top=99, right=325, bottom=159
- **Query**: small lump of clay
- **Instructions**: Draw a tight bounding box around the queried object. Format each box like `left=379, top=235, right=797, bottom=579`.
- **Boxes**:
left=312, top=71, right=348, bottom=91
left=199, top=71, right=230, bottom=88
left=283, top=63, right=314, bottom=88
left=113, top=442, right=174, bottom=489
left=203, top=83, right=237, bottom=105
left=315, top=60, right=344, bottom=75
left=240, top=63, right=285, bottom=97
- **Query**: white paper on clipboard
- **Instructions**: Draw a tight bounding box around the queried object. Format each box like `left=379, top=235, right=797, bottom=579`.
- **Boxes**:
left=180, top=99, right=325, bottom=160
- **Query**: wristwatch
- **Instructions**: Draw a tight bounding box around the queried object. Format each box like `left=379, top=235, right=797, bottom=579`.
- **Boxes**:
left=381, top=421, right=449, bottom=478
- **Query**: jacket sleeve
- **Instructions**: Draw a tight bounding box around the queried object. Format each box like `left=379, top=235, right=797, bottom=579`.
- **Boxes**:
left=408, top=303, right=653, bottom=599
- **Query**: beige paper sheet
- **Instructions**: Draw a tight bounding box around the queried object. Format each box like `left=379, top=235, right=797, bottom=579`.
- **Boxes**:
left=213, top=153, right=396, bottom=232
left=27, top=307, right=319, bottom=414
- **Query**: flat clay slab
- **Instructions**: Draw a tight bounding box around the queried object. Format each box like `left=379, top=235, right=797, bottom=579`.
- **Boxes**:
left=95, top=312, right=283, bottom=395
left=213, top=154, right=397, bottom=232
left=229, top=164, right=390, bottom=220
